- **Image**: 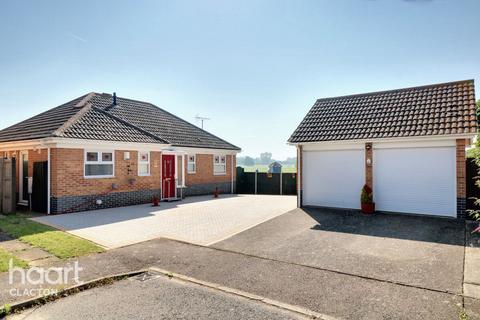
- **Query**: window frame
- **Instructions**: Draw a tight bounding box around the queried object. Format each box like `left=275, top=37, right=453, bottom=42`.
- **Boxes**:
left=213, top=155, right=227, bottom=175
left=187, top=154, right=196, bottom=174
left=138, top=151, right=151, bottom=176
left=84, top=150, right=115, bottom=179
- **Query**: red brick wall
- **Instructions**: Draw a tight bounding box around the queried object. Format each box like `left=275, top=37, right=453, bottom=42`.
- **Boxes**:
left=365, top=143, right=373, bottom=188
left=51, top=148, right=162, bottom=197
left=456, top=139, right=466, bottom=199
left=185, top=154, right=235, bottom=186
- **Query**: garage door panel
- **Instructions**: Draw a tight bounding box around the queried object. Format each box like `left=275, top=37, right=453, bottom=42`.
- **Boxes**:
left=303, top=150, right=364, bottom=209
left=373, top=147, right=455, bottom=217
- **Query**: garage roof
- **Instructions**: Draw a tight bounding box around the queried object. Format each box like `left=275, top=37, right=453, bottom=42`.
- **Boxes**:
left=288, top=80, right=477, bottom=143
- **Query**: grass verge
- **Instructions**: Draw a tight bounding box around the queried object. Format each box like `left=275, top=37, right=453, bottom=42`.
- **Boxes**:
left=0, top=247, right=28, bottom=272
left=0, top=214, right=104, bottom=259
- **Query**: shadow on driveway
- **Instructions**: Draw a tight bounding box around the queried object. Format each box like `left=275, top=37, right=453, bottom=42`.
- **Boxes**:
left=306, top=207, right=465, bottom=246
left=213, top=207, right=466, bottom=293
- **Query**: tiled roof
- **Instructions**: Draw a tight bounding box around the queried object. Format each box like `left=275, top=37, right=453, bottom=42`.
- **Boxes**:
left=0, top=93, right=240, bottom=150
left=57, top=106, right=165, bottom=144
left=288, top=80, right=477, bottom=143
left=0, top=94, right=89, bottom=142
left=91, top=94, right=240, bottom=150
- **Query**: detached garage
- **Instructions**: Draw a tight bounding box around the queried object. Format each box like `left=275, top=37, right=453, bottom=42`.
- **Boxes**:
left=289, top=80, right=477, bottom=219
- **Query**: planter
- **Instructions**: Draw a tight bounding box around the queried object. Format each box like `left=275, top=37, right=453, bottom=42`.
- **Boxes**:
left=361, top=202, right=375, bottom=214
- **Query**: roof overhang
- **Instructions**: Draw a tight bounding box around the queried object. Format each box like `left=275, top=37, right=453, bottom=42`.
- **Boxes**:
left=287, top=133, right=477, bottom=149
left=0, top=137, right=171, bottom=152
left=0, top=137, right=241, bottom=154
left=167, top=146, right=240, bottom=155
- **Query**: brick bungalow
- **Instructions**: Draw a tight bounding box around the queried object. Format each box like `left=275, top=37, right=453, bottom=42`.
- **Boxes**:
left=289, top=80, right=477, bottom=219
left=0, top=92, right=240, bottom=214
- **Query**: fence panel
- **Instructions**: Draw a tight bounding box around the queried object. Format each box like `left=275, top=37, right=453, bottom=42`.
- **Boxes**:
left=1, top=158, right=16, bottom=213
left=236, top=167, right=297, bottom=196
left=257, top=173, right=280, bottom=195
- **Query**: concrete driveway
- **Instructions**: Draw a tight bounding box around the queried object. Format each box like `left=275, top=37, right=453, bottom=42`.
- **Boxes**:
left=32, top=195, right=296, bottom=249
left=213, top=207, right=466, bottom=294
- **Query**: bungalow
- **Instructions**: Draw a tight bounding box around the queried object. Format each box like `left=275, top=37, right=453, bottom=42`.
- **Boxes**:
left=0, top=92, right=240, bottom=214
left=289, top=80, right=477, bottom=219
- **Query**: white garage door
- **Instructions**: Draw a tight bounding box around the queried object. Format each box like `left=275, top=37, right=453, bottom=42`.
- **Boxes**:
left=303, top=150, right=364, bottom=209
left=373, top=147, right=456, bottom=217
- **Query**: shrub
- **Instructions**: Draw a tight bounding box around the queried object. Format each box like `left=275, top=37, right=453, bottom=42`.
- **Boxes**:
left=361, top=184, right=373, bottom=204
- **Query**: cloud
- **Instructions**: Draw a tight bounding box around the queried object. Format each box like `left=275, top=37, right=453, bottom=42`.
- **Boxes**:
left=69, top=33, right=87, bottom=43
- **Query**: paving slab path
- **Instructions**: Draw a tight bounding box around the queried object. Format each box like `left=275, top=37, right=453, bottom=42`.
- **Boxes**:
left=0, top=232, right=59, bottom=267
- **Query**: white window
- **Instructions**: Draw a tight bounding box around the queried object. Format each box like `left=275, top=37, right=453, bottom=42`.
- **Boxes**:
left=187, top=155, right=196, bottom=173
left=214, top=155, right=226, bottom=175
left=138, top=152, right=150, bottom=176
left=85, top=151, right=114, bottom=178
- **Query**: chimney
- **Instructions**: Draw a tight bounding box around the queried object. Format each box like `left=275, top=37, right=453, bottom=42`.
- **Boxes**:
left=113, top=92, right=117, bottom=105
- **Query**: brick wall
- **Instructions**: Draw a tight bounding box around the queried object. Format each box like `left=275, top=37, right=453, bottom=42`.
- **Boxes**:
left=365, top=143, right=373, bottom=188
left=185, top=154, right=235, bottom=194
left=51, top=148, right=162, bottom=198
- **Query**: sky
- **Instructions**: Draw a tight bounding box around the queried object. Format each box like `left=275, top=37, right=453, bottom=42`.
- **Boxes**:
left=0, top=0, right=479, bottom=160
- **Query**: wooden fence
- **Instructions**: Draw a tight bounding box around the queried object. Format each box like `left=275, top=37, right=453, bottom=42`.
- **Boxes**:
left=0, top=158, right=16, bottom=213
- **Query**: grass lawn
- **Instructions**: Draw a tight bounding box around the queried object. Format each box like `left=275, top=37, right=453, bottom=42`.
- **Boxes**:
left=0, top=214, right=104, bottom=259
left=241, top=165, right=297, bottom=173
left=0, top=247, right=28, bottom=272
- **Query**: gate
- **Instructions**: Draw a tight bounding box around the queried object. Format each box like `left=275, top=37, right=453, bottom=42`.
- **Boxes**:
left=32, top=161, right=48, bottom=213
left=236, top=167, right=297, bottom=195
left=0, top=158, right=16, bottom=213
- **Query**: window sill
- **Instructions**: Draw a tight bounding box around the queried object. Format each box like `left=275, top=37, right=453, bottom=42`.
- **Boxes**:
left=187, top=171, right=196, bottom=175
left=138, top=174, right=151, bottom=177
left=214, top=172, right=226, bottom=176
left=84, top=175, right=115, bottom=179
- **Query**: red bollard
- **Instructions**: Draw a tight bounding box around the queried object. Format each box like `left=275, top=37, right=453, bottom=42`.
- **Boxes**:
left=213, top=187, right=219, bottom=198
left=152, top=196, right=159, bottom=206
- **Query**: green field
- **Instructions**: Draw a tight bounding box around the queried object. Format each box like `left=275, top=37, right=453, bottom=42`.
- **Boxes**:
left=240, top=165, right=297, bottom=173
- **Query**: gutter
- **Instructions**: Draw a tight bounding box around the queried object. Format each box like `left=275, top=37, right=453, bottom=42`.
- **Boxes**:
left=287, top=133, right=477, bottom=147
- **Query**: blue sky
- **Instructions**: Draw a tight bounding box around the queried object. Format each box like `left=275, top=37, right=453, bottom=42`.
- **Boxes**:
left=0, top=0, right=478, bottom=159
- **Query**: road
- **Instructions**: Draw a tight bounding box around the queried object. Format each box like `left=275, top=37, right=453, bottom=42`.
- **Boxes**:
left=9, top=273, right=307, bottom=320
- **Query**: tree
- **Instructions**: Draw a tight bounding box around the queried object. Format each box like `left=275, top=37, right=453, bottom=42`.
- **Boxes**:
left=244, top=156, right=255, bottom=166
left=259, top=152, right=273, bottom=164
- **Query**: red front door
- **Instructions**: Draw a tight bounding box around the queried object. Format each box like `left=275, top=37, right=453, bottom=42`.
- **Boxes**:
left=162, top=155, right=176, bottom=199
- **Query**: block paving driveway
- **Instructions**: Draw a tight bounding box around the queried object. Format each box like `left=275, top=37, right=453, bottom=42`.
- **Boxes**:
left=33, top=195, right=297, bottom=248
